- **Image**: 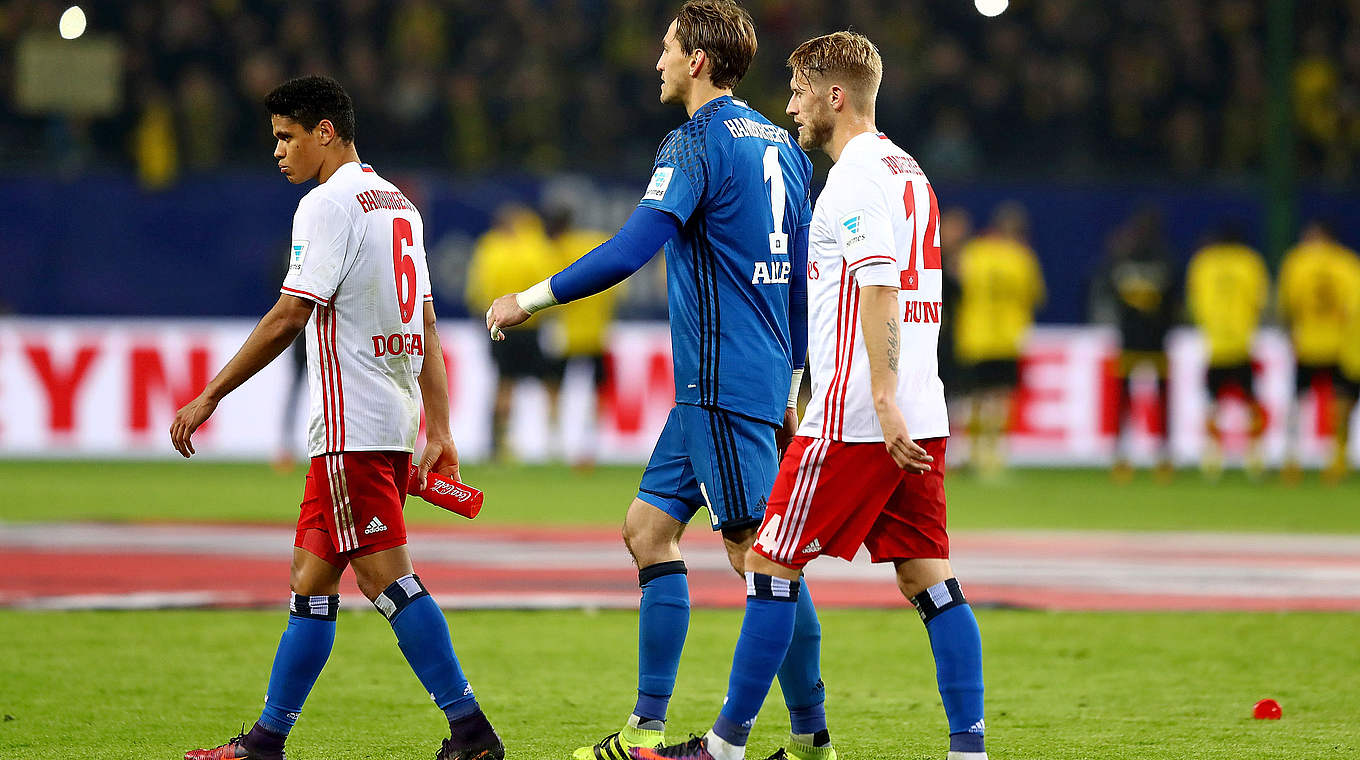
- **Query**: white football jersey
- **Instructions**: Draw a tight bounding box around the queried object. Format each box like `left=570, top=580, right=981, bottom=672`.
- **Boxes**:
left=798, top=132, right=949, bottom=442
left=281, top=161, right=433, bottom=457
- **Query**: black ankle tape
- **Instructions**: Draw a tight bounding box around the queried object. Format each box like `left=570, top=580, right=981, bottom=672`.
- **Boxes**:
left=910, top=577, right=967, bottom=624
left=373, top=574, right=429, bottom=621
left=290, top=592, right=339, bottom=621
left=747, top=572, right=800, bottom=602
left=638, top=560, right=687, bottom=586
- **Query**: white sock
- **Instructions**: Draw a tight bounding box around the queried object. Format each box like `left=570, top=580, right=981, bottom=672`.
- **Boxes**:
left=703, top=730, right=746, bottom=760
left=947, top=752, right=988, bottom=760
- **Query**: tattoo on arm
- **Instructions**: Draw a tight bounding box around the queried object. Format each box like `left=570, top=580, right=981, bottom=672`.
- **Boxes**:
left=886, top=319, right=899, bottom=374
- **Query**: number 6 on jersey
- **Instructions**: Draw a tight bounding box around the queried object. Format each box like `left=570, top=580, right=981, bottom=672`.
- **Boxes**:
left=392, top=217, right=416, bottom=324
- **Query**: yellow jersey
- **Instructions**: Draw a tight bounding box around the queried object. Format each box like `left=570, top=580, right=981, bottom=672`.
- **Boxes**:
left=1186, top=243, right=1270, bottom=365
left=954, top=235, right=1046, bottom=362
left=550, top=229, right=620, bottom=357
left=1277, top=240, right=1360, bottom=364
left=465, top=211, right=558, bottom=330
left=1341, top=280, right=1360, bottom=381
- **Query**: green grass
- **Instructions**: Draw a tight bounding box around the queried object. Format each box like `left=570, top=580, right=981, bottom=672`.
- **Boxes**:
left=0, top=608, right=1356, bottom=759
left=3, top=462, right=1358, bottom=757
left=1, top=460, right=1358, bottom=533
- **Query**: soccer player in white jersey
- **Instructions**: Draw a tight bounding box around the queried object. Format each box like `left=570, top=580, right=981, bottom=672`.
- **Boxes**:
left=169, top=76, right=503, bottom=760
left=634, top=33, right=987, bottom=760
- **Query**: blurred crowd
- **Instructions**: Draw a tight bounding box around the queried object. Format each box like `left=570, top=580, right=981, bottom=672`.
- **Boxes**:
left=5, top=0, right=1360, bottom=182
left=938, top=200, right=1360, bottom=483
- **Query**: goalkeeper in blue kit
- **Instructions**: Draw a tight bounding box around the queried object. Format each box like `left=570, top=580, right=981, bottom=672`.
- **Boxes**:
left=485, top=3, right=834, bottom=760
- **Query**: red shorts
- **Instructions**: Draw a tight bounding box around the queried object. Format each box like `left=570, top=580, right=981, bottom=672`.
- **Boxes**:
left=752, top=436, right=948, bottom=569
left=295, top=451, right=412, bottom=568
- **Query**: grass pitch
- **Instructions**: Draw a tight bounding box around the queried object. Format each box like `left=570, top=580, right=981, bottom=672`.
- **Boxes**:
left=2, top=462, right=1358, bottom=758
left=2, top=460, right=1357, bottom=533
left=0, top=608, right=1356, bottom=760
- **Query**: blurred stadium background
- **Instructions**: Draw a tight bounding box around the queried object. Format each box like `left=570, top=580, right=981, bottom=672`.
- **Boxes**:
left=2, top=2, right=1359, bottom=759
left=2, top=0, right=1360, bottom=466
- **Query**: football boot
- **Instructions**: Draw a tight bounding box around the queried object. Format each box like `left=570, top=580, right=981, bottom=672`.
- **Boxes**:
left=575, top=724, right=666, bottom=760
left=183, top=729, right=283, bottom=760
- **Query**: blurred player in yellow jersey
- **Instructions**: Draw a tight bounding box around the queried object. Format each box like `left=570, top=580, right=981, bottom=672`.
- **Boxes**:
left=543, top=206, right=619, bottom=469
left=465, top=205, right=559, bottom=461
left=1094, top=209, right=1181, bottom=482
left=954, top=202, right=1045, bottom=478
left=1277, top=219, right=1360, bottom=481
left=1337, top=283, right=1360, bottom=482
left=1186, top=224, right=1270, bottom=479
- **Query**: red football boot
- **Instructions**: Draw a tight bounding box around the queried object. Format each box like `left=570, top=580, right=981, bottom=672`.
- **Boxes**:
left=631, top=735, right=717, bottom=760
left=183, top=729, right=284, bottom=760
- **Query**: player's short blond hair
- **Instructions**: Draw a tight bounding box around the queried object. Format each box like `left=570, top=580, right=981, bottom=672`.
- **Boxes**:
left=787, top=31, right=882, bottom=110
left=674, top=0, right=758, bottom=90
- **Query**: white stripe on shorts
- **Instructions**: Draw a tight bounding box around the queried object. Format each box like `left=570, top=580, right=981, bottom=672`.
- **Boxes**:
left=336, top=455, right=357, bottom=550
left=775, top=439, right=830, bottom=562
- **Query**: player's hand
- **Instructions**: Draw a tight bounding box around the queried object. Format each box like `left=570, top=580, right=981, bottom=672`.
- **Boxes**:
left=776, top=407, right=798, bottom=456
left=417, top=436, right=461, bottom=489
left=878, top=404, right=932, bottom=474
left=170, top=393, right=218, bottom=458
left=486, top=294, right=530, bottom=341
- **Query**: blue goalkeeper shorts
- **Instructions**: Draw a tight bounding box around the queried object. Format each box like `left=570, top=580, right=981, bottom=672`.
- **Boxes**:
left=636, top=403, right=779, bottom=531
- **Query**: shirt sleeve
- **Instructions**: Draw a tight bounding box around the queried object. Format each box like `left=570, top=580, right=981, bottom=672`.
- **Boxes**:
left=549, top=206, right=679, bottom=303
left=636, top=127, right=706, bottom=224
left=281, top=195, right=352, bottom=306
left=838, top=181, right=898, bottom=287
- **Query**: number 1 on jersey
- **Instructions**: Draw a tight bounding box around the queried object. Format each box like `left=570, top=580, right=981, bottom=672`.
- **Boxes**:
left=392, top=217, right=416, bottom=324
left=763, top=146, right=789, bottom=256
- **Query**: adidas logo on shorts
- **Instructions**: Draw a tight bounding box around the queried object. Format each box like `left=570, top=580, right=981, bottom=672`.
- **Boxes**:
left=800, top=538, right=822, bottom=554
left=364, top=517, right=388, bottom=535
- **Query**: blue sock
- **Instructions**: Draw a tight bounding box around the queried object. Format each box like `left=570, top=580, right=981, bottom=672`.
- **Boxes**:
left=634, top=560, right=690, bottom=724
left=779, top=581, right=827, bottom=737
left=256, top=593, right=338, bottom=736
left=712, top=573, right=800, bottom=748
left=912, top=578, right=986, bottom=754
left=375, top=574, right=479, bottom=722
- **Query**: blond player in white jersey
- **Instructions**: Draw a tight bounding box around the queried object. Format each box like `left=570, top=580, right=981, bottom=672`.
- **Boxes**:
left=634, top=32, right=987, bottom=760
left=170, top=77, right=502, bottom=760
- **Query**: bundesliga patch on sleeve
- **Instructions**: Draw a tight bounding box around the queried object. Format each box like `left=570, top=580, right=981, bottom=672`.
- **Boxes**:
left=289, top=240, right=309, bottom=272
left=839, top=211, right=867, bottom=248
left=643, top=167, right=675, bottom=201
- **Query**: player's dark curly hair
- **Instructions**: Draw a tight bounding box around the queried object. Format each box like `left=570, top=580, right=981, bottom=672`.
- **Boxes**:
left=265, top=76, right=356, bottom=143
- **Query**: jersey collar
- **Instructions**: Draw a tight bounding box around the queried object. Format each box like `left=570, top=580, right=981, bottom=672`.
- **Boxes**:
left=332, top=160, right=370, bottom=179
left=696, top=94, right=733, bottom=115
left=842, top=130, right=885, bottom=158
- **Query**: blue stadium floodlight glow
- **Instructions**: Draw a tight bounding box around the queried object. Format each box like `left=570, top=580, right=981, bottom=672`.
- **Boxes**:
left=59, top=6, right=87, bottom=39
left=974, top=0, right=1008, bottom=17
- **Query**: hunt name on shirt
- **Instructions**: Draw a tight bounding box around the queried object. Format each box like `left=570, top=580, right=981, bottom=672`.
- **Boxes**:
left=904, top=299, right=942, bottom=324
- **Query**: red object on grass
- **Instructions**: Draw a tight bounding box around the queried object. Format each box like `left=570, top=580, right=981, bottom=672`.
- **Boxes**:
left=407, top=465, right=483, bottom=519
left=1252, top=698, right=1282, bottom=720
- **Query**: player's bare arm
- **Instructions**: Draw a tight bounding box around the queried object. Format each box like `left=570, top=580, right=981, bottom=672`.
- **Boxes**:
left=416, top=300, right=459, bottom=486
left=170, top=294, right=314, bottom=458
left=859, top=284, right=932, bottom=473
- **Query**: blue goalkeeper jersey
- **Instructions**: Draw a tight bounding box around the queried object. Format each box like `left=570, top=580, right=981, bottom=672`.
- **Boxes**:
left=638, top=95, right=813, bottom=426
